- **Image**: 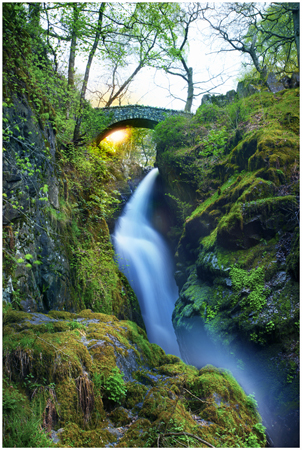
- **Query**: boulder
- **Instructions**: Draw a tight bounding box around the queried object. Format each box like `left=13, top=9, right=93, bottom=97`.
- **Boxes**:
left=290, top=72, right=300, bottom=88
left=266, top=72, right=285, bottom=93
left=280, top=75, right=291, bottom=89
left=201, top=94, right=212, bottom=105
left=226, top=89, right=237, bottom=103
left=237, top=81, right=259, bottom=98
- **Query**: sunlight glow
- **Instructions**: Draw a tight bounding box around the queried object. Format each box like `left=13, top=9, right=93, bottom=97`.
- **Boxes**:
left=105, top=130, right=128, bottom=144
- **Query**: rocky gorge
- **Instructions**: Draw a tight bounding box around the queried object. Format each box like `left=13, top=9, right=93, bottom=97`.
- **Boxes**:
left=154, top=83, right=299, bottom=446
left=2, top=4, right=300, bottom=447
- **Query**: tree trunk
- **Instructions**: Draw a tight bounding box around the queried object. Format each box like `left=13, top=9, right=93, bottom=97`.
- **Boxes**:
left=292, top=4, right=300, bottom=68
left=249, top=34, right=267, bottom=81
left=68, top=4, right=79, bottom=88
left=73, top=3, right=106, bottom=143
left=105, top=62, right=143, bottom=107
left=184, top=67, right=193, bottom=112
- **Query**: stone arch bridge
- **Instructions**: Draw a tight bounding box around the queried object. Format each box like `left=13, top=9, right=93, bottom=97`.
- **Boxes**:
left=95, top=105, right=192, bottom=143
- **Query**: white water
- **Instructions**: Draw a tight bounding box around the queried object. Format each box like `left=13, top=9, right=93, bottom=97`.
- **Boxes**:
left=113, top=168, right=181, bottom=356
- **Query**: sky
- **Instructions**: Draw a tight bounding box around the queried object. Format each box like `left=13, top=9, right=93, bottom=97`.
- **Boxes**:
left=83, top=5, right=244, bottom=113
left=45, top=1, right=246, bottom=114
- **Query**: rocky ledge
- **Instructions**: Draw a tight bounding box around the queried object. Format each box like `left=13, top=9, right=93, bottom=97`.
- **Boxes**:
left=3, top=307, right=266, bottom=448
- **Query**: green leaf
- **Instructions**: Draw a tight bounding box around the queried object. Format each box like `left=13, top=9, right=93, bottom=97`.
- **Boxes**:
left=24, top=254, right=33, bottom=260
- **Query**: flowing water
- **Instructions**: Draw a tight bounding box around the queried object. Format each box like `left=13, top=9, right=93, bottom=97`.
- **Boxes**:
left=113, top=168, right=299, bottom=447
left=113, top=168, right=180, bottom=357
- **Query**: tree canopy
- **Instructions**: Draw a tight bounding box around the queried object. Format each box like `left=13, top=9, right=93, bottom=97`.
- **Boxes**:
left=3, top=2, right=299, bottom=142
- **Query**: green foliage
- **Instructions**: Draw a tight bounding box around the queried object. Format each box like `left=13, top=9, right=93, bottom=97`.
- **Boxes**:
left=67, top=320, right=86, bottom=331
left=70, top=238, right=119, bottom=314
left=154, top=115, right=202, bottom=151
left=224, top=101, right=250, bottom=129
left=103, top=368, right=127, bottom=404
left=165, top=193, right=192, bottom=223
left=244, top=432, right=261, bottom=448
left=3, top=412, right=54, bottom=448
left=199, top=126, right=228, bottom=158
left=79, top=103, right=110, bottom=142
left=92, top=372, right=103, bottom=391
left=195, top=102, right=224, bottom=123
left=3, top=386, right=26, bottom=414
left=246, top=393, right=258, bottom=410
left=3, top=380, right=54, bottom=448
left=247, top=3, right=299, bottom=75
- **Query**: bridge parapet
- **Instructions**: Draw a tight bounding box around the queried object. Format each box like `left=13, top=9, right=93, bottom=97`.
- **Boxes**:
left=95, top=105, right=192, bottom=142
left=99, top=105, right=192, bottom=126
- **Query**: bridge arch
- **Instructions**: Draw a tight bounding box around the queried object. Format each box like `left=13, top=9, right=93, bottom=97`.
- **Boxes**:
left=95, top=105, right=192, bottom=143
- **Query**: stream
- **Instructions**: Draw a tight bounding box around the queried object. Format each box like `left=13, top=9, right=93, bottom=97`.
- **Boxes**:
left=113, top=168, right=299, bottom=448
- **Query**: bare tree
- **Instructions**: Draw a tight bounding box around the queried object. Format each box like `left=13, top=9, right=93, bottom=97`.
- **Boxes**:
left=152, top=3, right=229, bottom=112
left=158, top=3, right=206, bottom=112
left=202, top=2, right=299, bottom=82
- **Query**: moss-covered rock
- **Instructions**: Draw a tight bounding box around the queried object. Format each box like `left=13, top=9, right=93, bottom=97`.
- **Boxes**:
left=156, top=87, right=299, bottom=447
left=2, top=309, right=265, bottom=447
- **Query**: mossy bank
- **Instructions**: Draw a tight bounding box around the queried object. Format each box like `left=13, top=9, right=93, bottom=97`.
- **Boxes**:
left=155, top=86, right=299, bottom=446
left=3, top=307, right=266, bottom=447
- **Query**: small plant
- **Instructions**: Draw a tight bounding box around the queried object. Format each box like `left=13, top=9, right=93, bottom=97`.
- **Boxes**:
left=103, top=368, right=127, bottom=404
left=3, top=387, right=25, bottom=414
left=199, top=126, right=228, bottom=159
left=244, top=432, right=260, bottom=447
left=254, top=422, right=266, bottom=439
left=92, top=372, right=103, bottom=391
left=265, top=320, right=275, bottom=332
left=24, top=373, right=47, bottom=391
left=67, top=320, right=86, bottom=331
left=246, top=393, right=258, bottom=410
left=44, top=322, right=55, bottom=333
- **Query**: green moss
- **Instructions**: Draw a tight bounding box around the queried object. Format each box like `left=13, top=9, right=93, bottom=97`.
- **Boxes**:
left=115, top=418, right=152, bottom=448
left=230, top=266, right=267, bottom=312
left=47, top=310, right=77, bottom=320
left=3, top=309, right=32, bottom=325
left=108, top=407, right=131, bottom=426
left=124, top=382, right=148, bottom=409
left=60, top=422, right=114, bottom=447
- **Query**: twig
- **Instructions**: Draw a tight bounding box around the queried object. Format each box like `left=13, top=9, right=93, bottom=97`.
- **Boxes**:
left=36, top=336, right=70, bottom=358
left=183, top=387, right=214, bottom=404
left=160, top=432, right=215, bottom=448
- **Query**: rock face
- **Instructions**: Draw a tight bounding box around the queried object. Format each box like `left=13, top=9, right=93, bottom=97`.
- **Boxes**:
left=202, top=71, right=298, bottom=107
left=2, top=93, right=145, bottom=330
left=155, top=87, right=300, bottom=447
left=3, top=308, right=266, bottom=448
left=266, top=72, right=286, bottom=93
left=3, top=95, right=73, bottom=313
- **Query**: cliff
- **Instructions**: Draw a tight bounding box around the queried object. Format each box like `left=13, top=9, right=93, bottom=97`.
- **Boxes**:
left=155, top=86, right=299, bottom=446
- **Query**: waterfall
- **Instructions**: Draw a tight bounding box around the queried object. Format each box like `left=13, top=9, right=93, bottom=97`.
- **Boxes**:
left=113, top=168, right=181, bottom=357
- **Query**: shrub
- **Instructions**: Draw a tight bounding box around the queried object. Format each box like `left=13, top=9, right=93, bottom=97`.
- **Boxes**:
left=103, top=368, right=127, bottom=404
left=246, top=393, right=258, bottom=410
left=198, top=126, right=228, bottom=158
left=195, top=103, right=224, bottom=123
left=153, top=115, right=201, bottom=151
